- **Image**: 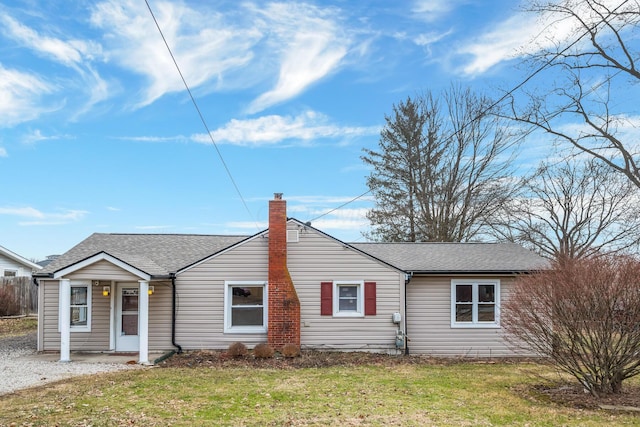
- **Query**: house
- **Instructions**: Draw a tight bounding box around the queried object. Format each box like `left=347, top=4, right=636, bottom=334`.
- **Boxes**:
left=34, top=194, right=546, bottom=363
left=0, top=244, right=42, bottom=278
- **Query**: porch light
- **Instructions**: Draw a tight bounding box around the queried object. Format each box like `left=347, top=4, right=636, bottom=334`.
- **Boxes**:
left=102, top=286, right=110, bottom=297
left=148, top=286, right=154, bottom=295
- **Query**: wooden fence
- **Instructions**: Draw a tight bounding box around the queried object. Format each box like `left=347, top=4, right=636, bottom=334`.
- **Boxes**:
left=0, top=276, right=38, bottom=316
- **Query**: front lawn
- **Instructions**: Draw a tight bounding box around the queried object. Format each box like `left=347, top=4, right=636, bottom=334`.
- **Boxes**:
left=1, top=354, right=639, bottom=426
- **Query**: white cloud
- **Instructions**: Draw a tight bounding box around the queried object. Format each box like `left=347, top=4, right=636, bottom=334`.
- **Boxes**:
left=90, top=0, right=260, bottom=108
left=0, top=14, right=102, bottom=67
left=411, top=0, right=461, bottom=22
left=455, top=0, right=627, bottom=76
left=135, top=225, right=172, bottom=230
left=246, top=2, right=350, bottom=113
left=1, top=13, right=109, bottom=119
left=195, top=111, right=379, bottom=146
left=0, top=147, right=7, bottom=157
left=22, top=129, right=72, bottom=145
left=0, top=65, right=57, bottom=127
left=0, top=206, right=88, bottom=225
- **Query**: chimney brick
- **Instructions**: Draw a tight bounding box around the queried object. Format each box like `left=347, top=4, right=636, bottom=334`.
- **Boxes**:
left=267, top=194, right=301, bottom=350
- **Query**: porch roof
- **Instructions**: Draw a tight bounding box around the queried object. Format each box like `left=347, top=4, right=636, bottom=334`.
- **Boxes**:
left=37, top=233, right=249, bottom=277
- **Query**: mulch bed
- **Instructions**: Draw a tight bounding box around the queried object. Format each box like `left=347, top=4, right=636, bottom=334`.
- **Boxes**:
left=159, top=350, right=640, bottom=413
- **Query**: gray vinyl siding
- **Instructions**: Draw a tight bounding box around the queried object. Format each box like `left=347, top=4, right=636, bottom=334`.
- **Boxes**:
left=175, top=235, right=269, bottom=349
left=173, top=224, right=405, bottom=352
left=41, top=280, right=110, bottom=351
left=406, top=276, right=529, bottom=357
left=148, top=281, right=173, bottom=351
left=66, top=260, right=140, bottom=281
left=288, top=230, right=404, bottom=352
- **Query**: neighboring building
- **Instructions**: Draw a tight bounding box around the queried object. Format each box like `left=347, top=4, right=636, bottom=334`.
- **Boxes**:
left=0, top=245, right=42, bottom=278
left=34, top=194, right=546, bottom=363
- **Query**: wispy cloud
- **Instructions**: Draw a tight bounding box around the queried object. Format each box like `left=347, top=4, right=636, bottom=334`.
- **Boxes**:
left=1, top=13, right=109, bottom=116
left=90, top=0, right=259, bottom=108
left=0, top=65, right=57, bottom=127
left=246, top=2, right=350, bottom=113
left=194, top=111, right=379, bottom=146
left=0, top=147, right=7, bottom=157
left=411, top=0, right=463, bottom=22
left=0, top=206, right=88, bottom=225
left=134, top=225, right=173, bottom=230
left=22, top=129, right=72, bottom=145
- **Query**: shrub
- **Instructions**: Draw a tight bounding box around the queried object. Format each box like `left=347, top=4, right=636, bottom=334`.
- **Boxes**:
left=281, top=343, right=300, bottom=358
left=253, top=343, right=275, bottom=359
left=503, top=256, right=640, bottom=397
left=0, top=285, right=20, bottom=317
left=227, top=342, right=248, bottom=358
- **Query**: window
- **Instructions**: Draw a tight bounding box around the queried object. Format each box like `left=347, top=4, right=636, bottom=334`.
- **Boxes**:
left=320, top=281, right=376, bottom=317
left=70, top=283, right=91, bottom=331
left=3, top=270, right=17, bottom=277
left=224, top=281, right=267, bottom=333
left=451, top=280, right=500, bottom=328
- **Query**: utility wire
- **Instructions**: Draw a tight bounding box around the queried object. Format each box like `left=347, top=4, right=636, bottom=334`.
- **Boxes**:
left=310, top=0, right=630, bottom=224
left=144, top=0, right=259, bottom=231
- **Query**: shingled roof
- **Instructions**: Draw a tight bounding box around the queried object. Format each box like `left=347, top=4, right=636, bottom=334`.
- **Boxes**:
left=350, top=242, right=548, bottom=273
left=38, top=233, right=250, bottom=277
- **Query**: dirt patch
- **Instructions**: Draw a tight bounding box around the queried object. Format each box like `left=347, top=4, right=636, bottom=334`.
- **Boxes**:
left=0, top=317, right=37, bottom=338
left=161, top=349, right=640, bottom=413
left=523, top=382, right=640, bottom=412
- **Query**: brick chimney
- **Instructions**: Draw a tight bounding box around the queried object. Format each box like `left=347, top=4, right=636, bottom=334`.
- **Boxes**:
left=267, top=193, right=301, bottom=349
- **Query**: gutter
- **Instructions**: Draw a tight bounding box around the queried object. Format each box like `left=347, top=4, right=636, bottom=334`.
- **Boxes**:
left=170, top=273, right=182, bottom=354
left=404, top=272, right=412, bottom=355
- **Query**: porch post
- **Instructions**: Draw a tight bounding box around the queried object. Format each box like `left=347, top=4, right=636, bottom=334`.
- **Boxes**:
left=138, top=280, right=149, bottom=365
left=59, top=278, right=71, bottom=362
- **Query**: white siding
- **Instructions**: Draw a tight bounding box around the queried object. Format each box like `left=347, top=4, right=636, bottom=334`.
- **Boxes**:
left=406, top=276, right=529, bottom=357
left=0, top=253, right=34, bottom=277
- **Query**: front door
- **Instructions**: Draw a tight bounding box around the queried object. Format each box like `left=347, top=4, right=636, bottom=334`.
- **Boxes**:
left=116, top=284, right=139, bottom=352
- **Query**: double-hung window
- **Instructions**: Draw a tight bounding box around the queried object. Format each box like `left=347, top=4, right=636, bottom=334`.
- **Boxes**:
left=224, top=281, right=267, bottom=333
left=334, top=281, right=364, bottom=317
left=451, top=280, right=499, bottom=328
left=70, top=283, right=91, bottom=331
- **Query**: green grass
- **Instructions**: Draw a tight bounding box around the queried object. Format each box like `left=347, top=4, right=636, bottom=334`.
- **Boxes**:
left=1, top=362, right=639, bottom=426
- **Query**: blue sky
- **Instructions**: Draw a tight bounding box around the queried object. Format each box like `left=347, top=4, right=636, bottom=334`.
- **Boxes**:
left=0, top=0, right=631, bottom=261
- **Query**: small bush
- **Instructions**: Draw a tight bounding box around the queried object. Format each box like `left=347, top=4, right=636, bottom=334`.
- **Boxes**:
left=0, top=286, right=20, bottom=317
left=227, top=342, right=248, bottom=358
left=253, top=343, right=275, bottom=359
left=281, top=343, right=300, bottom=358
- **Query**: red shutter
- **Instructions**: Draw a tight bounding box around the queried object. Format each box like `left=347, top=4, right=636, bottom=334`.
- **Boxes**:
left=364, top=282, right=376, bottom=316
left=320, top=282, right=333, bottom=315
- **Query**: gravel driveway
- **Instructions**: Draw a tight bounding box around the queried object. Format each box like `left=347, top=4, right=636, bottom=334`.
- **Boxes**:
left=0, top=333, right=138, bottom=396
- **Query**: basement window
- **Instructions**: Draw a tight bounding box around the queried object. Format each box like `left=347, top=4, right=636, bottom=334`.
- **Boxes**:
left=224, top=281, right=267, bottom=334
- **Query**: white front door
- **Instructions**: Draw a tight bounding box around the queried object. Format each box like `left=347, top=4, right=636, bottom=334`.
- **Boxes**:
left=115, top=284, right=139, bottom=352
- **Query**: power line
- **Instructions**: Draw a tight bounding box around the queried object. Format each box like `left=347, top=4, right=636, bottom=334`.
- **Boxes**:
left=144, top=0, right=258, bottom=231
left=314, top=1, right=630, bottom=223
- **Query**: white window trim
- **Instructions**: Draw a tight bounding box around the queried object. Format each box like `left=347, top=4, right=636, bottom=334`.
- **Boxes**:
left=224, top=281, right=268, bottom=334
left=450, top=279, right=500, bottom=329
left=333, top=280, right=364, bottom=318
left=70, top=281, right=91, bottom=332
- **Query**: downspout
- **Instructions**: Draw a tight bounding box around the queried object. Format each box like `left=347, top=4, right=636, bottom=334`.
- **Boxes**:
left=404, top=272, right=413, bottom=355
left=170, top=273, right=182, bottom=354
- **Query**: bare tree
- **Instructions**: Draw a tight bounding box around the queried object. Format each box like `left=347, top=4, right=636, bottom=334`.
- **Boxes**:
left=362, top=86, right=518, bottom=242
left=511, top=0, right=640, bottom=187
left=492, top=157, right=640, bottom=260
left=503, top=256, right=640, bottom=396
